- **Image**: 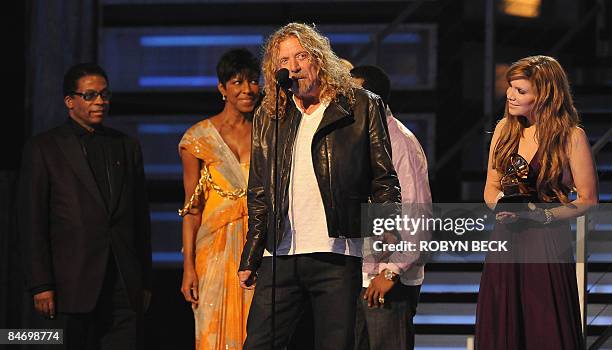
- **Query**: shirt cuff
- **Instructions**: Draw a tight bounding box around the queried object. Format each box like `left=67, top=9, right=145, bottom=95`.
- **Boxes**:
left=378, top=263, right=402, bottom=275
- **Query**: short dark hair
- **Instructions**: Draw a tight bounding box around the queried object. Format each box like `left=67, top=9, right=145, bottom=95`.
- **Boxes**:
left=216, top=49, right=260, bottom=85
left=63, top=63, right=109, bottom=97
left=350, top=65, right=391, bottom=105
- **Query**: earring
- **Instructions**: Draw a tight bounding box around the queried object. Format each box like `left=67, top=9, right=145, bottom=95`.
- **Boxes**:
left=222, top=95, right=226, bottom=101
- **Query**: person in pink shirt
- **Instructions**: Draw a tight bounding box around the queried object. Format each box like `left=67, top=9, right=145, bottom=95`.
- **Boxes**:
left=351, top=65, right=432, bottom=350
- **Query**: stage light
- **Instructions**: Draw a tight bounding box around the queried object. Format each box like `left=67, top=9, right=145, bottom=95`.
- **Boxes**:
left=501, top=0, right=541, bottom=18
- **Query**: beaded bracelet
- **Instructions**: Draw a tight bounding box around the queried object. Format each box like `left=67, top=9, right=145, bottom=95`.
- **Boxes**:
left=543, top=208, right=554, bottom=225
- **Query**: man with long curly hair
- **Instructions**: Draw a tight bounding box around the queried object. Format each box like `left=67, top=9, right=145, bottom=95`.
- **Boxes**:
left=238, top=23, right=401, bottom=349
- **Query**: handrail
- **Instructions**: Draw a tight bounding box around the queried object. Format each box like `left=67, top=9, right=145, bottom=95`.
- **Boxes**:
left=433, top=99, right=506, bottom=174
left=578, top=126, right=611, bottom=349
left=433, top=115, right=489, bottom=173
left=548, top=2, right=601, bottom=55
left=576, top=127, right=612, bottom=350
left=351, top=0, right=426, bottom=65
left=592, top=127, right=612, bottom=155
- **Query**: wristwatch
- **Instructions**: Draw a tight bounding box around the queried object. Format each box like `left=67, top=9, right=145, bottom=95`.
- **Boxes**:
left=383, top=269, right=399, bottom=282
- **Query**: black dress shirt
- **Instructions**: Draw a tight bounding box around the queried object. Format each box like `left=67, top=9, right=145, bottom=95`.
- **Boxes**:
left=68, top=118, right=112, bottom=209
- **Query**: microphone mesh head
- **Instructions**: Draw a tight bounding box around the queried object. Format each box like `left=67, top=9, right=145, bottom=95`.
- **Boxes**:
left=275, top=68, right=292, bottom=90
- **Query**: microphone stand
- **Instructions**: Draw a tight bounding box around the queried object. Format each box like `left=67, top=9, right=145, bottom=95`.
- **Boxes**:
left=271, top=82, right=281, bottom=350
left=270, top=69, right=290, bottom=349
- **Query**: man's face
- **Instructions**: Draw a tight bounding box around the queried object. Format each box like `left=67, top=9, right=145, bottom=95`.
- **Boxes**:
left=352, top=76, right=365, bottom=87
left=277, top=36, right=320, bottom=100
left=64, top=75, right=110, bottom=129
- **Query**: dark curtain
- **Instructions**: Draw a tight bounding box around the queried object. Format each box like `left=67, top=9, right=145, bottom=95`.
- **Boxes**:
left=0, top=0, right=99, bottom=343
left=0, top=0, right=27, bottom=335
left=0, top=173, right=20, bottom=329
left=26, top=0, right=98, bottom=134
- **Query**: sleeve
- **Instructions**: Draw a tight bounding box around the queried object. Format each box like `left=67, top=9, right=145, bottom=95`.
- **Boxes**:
left=239, top=109, right=268, bottom=272
left=132, top=139, right=153, bottom=290
left=379, top=134, right=432, bottom=274
left=18, top=139, right=55, bottom=293
left=366, top=96, right=402, bottom=205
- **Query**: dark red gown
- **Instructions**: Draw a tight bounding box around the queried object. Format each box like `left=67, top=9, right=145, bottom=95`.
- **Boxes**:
left=475, top=156, right=584, bottom=350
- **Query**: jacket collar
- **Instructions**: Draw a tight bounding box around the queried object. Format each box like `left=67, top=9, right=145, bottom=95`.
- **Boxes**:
left=288, top=92, right=353, bottom=134
left=317, top=94, right=352, bottom=134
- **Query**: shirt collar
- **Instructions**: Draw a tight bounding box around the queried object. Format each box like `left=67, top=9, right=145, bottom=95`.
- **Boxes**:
left=68, top=118, right=105, bottom=136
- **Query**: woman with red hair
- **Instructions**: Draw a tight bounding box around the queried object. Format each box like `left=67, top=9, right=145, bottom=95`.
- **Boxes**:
left=476, top=55, right=598, bottom=349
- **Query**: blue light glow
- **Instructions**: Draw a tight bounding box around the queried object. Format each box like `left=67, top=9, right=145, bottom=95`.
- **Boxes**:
left=153, top=252, right=183, bottom=263
left=421, top=284, right=479, bottom=293
left=588, top=316, right=612, bottom=326
left=588, top=284, right=612, bottom=293
left=599, top=193, right=612, bottom=201
left=414, top=315, right=475, bottom=325
left=140, top=33, right=420, bottom=47
left=144, top=164, right=183, bottom=174
left=139, top=76, right=218, bottom=87
left=140, top=35, right=263, bottom=47
left=138, top=124, right=191, bottom=134
left=587, top=253, right=612, bottom=262
left=570, top=223, right=612, bottom=231
left=327, top=33, right=421, bottom=44
left=151, top=211, right=182, bottom=222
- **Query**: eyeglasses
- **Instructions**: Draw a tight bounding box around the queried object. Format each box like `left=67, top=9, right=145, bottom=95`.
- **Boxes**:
left=71, top=90, right=112, bottom=101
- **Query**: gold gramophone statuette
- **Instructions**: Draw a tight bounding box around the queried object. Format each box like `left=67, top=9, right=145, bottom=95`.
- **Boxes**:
left=500, top=153, right=532, bottom=198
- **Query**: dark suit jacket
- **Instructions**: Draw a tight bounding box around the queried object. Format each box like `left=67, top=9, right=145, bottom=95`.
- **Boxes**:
left=18, top=120, right=152, bottom=313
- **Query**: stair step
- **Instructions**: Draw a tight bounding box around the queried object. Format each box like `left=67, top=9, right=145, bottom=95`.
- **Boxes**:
left=426, top=262, right=612, bottom=273
left=413, top=335, right=612, bottom=349
left=413, top=302, right=612, bottom=326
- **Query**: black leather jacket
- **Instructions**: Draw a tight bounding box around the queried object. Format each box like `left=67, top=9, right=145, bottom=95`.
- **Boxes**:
left=239, top=88, right=401, bottom=272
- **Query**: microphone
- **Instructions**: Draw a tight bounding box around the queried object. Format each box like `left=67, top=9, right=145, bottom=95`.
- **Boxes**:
left=275, top=68, right=292, bottom=91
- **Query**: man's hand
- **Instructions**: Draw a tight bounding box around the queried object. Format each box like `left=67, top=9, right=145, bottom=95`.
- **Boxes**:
left=238, top=270, right=256, bottom=290
left=364, top=272, right=396, bottom=308
left=181, top=268, right=199, bottom=307
left=143, top=289, right=152, bottom=312
left=33, top=290, right=55, bottom=319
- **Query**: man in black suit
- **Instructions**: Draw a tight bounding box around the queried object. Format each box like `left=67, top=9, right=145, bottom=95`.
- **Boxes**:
left=18, top=63, right=152, bottom=349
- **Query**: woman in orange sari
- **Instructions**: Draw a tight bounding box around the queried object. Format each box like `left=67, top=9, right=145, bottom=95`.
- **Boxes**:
left=179, top=49, right=260, bottom=350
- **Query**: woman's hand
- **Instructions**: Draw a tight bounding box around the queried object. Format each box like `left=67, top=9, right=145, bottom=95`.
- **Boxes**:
left=495, top=211, right=519, bottom=224
left=181, top=268, right=199, bottom=307
left=496, top=204, right=548, bottom=224
left=238, top=270, right=257, bottom=290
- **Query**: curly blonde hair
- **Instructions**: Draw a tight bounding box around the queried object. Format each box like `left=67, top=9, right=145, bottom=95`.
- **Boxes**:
left=493, top=55, right=580, bottom=203
left=259, top=23, right=357, bottom=118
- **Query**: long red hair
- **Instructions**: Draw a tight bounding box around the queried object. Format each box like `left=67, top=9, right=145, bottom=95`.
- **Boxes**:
left=493, top=55, right=579, bottom=203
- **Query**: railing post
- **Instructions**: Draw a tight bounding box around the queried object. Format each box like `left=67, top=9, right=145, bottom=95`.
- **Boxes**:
left=483, top=0, right=495, bottom=169
left=576, top=214, right=588, bottom=342
left=466, top=335, right=474, bottom=350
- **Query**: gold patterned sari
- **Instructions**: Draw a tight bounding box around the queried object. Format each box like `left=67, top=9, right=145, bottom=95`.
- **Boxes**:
left=179, top=119, right=252, bottom=350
